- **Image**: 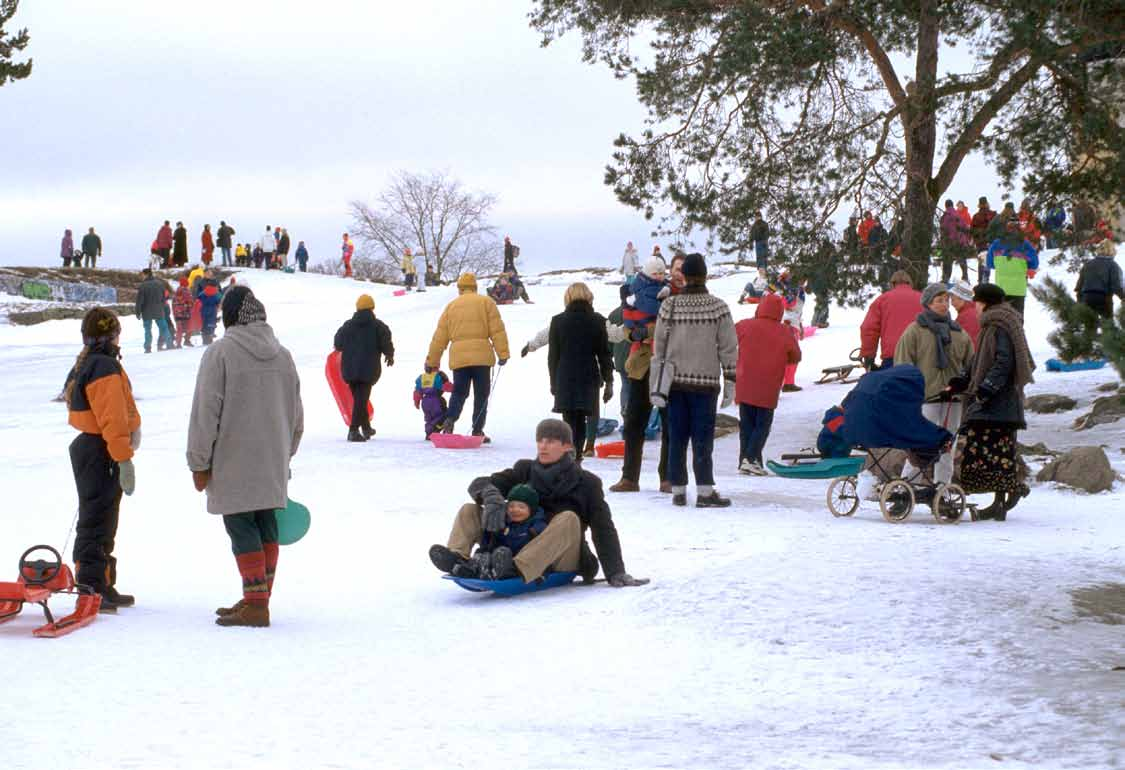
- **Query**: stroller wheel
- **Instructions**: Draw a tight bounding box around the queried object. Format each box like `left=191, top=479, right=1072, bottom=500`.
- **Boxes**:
left=931, top=483, right=965, bottom=523
left=879, top=479, right=914, bottom=523
left=826, top=476, right=860, bottom=517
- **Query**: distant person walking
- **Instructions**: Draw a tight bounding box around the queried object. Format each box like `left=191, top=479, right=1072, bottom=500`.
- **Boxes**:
left=155, top=221, right=174, bottom=267
left=750, top=211, right=770, bottom=276
left=81, top=227, right=102, bottom=268
left=295, top=241, right=309, bottom=272
left=621, top=241, right=639, bottom=278
left=341, top=233, right=354, bottom=278
left=333, top=294, right=395, bottom=442
left=172, top=221, right=189, bottom=267
left=61, top=229, right=75, bottom=268
left=402, top=247, right=417, bottom=290
left=135, top=268, right=172, bottom=353
left=503, top=236, right=520, bottom=274
left=216, top=221, right=236, bottom=267
left=277, top=228, right=291, bottom=269
left=259, top=226, right=277, bottom=270
left=201, top=224, right=215, bottom=266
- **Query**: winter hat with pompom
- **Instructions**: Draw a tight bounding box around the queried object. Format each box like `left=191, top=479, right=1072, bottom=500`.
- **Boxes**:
left=643, top=256, right=667, bottom=278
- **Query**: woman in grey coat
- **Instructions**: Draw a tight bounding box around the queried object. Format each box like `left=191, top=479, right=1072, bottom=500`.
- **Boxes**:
left=187, top=287, right=304, bottom=627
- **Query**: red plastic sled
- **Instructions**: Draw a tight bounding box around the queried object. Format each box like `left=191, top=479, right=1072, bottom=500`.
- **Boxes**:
left=802, top=325, right=817, bottom=338
left=430, top=433, right=485, bottom=449
left=0, top=545, right=101, bottom=638
left=393, top=289, right=407, bottom=297
left=189, top=300, right=203, bottom=333
left=325, top=351, right=373, bottom=427
left=594, top=440, right=626, bottom=459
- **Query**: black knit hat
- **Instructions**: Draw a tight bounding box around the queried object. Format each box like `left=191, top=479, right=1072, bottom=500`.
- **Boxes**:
left=681, top=252, right=707, bottom=280
left=972, top=283, right=1006, bottom=307
left=535, top=418, right=573, bottom=446
left=221, top=286, right=267, bottom=328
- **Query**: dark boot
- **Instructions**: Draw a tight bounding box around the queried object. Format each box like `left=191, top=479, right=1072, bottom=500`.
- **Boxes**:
left=360, top=424, right=375, bottom=440
left=672, top=492, right=687, bottom=507
left=975, top=493, right=1004, bottom=520
left=97, top=593, right=119, bottom=614
left=103, top=586, right=135, bottom=607
left=429, top=544, right=468, bottom=574
left=347, top=428, right=367, bottom=442
left=452, top=551, right=491, bottom=579
left=441, top=420, right=455, bottom=434
left=215, top=602, right=270, bottom=627
left=609, top=478, right=640, bottom=493
left=582, top=439, right=596, bottom=458
left=472, top=431, right=491, bottom=444
left=696, top=490, right=732, bottom=508
left=489, top=547, right=518, bottom=580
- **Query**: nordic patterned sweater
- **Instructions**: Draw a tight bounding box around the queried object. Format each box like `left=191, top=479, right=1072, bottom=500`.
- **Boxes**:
left=651, top=284, right=738, bottom=393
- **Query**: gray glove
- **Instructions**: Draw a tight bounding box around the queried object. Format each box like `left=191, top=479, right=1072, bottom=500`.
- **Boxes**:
left=480, top=487, right=507, bottom=533
left=118, top=459, right=136, bottom=496
left=130, top=427, right=142, bottom=452
left=721, top=378, right=735, bottom=409
left=608, top=573, right=650, bottom=587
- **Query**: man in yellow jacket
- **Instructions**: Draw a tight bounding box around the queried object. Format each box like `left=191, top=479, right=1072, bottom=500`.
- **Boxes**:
left=427, top=273, right=511, bottom=441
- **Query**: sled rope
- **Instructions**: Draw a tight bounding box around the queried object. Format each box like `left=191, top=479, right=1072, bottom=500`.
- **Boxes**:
left=59, top=506, right=80, bottom=562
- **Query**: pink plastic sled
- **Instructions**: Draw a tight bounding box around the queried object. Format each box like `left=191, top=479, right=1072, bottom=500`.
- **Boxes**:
left=802, top=325, right=818, bottom=338
left=430, top=433, right=485, bottom=449
left=393, top=289, right=407, bottom=297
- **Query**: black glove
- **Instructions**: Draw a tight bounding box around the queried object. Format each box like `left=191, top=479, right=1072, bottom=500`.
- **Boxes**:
left=498, top=358, right=508, bottom=367
left=630, top=326, right=648, bottom=342
left=603, top=382, right=614, bottom=403
left=947, top=374, right=969, bottom=394
left=480, top=487, right=506, bottom=533
left=521, top=344, right=530, bottom=358
left=619, top=284, right=631, bottom=302
left=862, top=356, right=876, bottom=371
left=608, top=573, right=650, bottom=587
left=385, top=357, right=394, bottom=367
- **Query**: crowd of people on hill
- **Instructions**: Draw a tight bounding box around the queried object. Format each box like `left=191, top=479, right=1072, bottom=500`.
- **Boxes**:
left=133, top=265, right=231, bottom=353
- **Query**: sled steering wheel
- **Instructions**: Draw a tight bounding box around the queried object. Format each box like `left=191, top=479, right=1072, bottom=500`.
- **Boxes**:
left=19, top=544, right=62, bottom=586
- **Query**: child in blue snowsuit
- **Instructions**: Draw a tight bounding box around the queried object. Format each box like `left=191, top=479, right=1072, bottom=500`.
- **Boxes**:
left=414, top=365, right=453, bottom=438
left=198, top=282, right=223, bottom=345
left=453, top=484, right=548, bottom=580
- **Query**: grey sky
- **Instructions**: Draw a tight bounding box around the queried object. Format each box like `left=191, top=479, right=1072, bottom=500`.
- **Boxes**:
left=1, top=1, right=1010, bottom=273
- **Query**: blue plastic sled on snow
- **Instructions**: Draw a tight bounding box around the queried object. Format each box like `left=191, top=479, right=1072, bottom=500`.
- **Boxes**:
left=1045, top=358, right=1106, bottom=372
left=275, top=498, right=311, bottom=546
left=766, top=456, right=865, bottom=480
left=443, top=571, right=579, bottom=596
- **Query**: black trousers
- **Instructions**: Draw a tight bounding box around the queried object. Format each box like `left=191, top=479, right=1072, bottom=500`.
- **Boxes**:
left=1007, top=295, right=1026, bottom=318
left=621, top=371, right=669, bottom=483
left=348, top=381, right=373, bottom=430
left=69, top=433, right=122, bottom=593
left=561, top=410, right=588, bottom=456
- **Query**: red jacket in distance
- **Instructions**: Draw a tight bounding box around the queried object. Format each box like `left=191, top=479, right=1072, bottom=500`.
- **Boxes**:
left=860, top=283, right=922, bottom=361
left=156, top=224, right=173, bottom=249
left=735, top=294, right=802, bottom=410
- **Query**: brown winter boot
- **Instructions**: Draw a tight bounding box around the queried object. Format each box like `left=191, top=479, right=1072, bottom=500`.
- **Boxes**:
left=215, top=602, right=270, bottom=627
left=609, top=478, right=640, bottom=492
left=215, top=599, right=246, bottom=617
left=582, top=439, right=596, bottom=458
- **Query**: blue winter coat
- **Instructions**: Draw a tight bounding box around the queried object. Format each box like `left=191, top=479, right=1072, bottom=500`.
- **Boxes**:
left=622, top=272, right=667, bottom=327
left=1044, top=207, right=1066, bottom=232
left=481, top=507, right=549, bottom=555
left=198, top=285, right=223, bottom=331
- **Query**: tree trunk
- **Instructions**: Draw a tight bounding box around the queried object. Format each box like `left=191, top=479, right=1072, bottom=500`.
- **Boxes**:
left=900, top=1, right=941, bottom=290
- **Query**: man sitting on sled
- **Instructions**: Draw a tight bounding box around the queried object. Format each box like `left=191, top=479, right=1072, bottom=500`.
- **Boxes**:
left=428, top=419, right=648, bottom=587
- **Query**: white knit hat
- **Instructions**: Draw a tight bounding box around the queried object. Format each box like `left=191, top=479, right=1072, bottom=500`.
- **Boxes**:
left=643, top=256, right=667, bottom=278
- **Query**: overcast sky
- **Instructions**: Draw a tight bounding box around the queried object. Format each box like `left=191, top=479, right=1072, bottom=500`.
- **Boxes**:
left=0, top=1, right=1009, bottom=273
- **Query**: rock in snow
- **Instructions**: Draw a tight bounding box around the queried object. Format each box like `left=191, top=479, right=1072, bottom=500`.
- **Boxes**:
left=1036, top=446, right=1116, bottom=493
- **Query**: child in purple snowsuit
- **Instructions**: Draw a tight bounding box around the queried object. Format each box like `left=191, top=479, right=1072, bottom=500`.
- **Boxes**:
left=414, top=365, right=453, bottom=438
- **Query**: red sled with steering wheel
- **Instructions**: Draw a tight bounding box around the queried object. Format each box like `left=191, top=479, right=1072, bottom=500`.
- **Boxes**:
left=0, top=545, right=101, bottom=638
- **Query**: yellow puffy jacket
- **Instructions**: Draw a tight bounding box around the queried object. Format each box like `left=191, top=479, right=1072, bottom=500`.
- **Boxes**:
left=188, top=266, right=205, bottom=288
left=427, top=283, right=510, bottom=370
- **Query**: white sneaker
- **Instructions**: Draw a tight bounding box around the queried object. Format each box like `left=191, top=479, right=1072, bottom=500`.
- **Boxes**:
left=749, top=461, right=769, bottom=476
left=739, top=459, right=754, bottom=475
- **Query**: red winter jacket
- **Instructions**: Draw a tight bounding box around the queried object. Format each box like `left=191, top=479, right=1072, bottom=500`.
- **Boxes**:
left=859, top=283, right=921, bottom=361
left=734, top=294, right=801, bottom=410
left=955, top=301, right=980, bottom=350
left=156, top=225, right=173, bottom=249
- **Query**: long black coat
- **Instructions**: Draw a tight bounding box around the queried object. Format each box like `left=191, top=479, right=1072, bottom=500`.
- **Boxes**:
left=172, top=226, right=188, bottom=266
left=963, top=324, right=1026, bottom=429
left=333, top=309, right=394, bottom=385
left=547, top=300, right=613, bottom=414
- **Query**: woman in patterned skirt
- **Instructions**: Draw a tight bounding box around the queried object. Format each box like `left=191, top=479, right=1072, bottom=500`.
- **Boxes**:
left=957, top=283, right=1036, bottom=520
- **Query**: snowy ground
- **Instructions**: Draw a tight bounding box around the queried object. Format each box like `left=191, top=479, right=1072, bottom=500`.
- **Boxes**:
left=1, top=257, right=1123, bottom=770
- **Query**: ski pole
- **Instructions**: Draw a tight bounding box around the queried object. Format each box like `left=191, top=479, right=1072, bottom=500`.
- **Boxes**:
left=60, top=505, right=80, bottom=562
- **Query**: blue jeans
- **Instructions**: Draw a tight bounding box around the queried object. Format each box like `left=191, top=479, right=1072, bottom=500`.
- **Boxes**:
left=754, top=240, right=769, bottom=269
left=666, top=388, right=717, bottom=488
left=446, top=366, right=491, bottom=434
left=738, top=404, right=774, bottom=465
left=143, top=317, right=171, bottom=351
left=220, top=246, right=232, bottom=266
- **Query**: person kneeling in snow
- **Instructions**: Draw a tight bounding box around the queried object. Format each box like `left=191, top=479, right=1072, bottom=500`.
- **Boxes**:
left=187, top=287, right=304, bottom=627
left=428, top=419, right=648, bottom=587
left=452, top=484, right=549, bottom=580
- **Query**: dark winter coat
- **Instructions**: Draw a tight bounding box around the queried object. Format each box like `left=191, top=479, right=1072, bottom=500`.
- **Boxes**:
left=1076, top=255, right=1125, bottom=299
left=750, top=218, right=769, bottom=243
left=135, top=276, right=168, bottom=321
left=734, top=294, right=801, bottom=410
left=173, top=226, right=188, bottom=265
left=962, top=316, right=1026, bottom=429
left=469, top=455, right=625, bottom=579
left=81, top=232, right=102, bottom=256
left=971, top=207, right=995, bottom=250
left=480, top=508, right=549, bottom=555
left=333, top=309, right=394, bottom=385
left=295, top=244, right=309, bottom=264
left=278, top=232, right=291, bottom=254
left=547, top=300, right=613, bottom=414
left=216, top=224, right=235, bottom=249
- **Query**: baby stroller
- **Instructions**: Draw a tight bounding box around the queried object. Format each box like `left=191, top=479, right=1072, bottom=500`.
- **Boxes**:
left=769, top=366, right=965, bottom=523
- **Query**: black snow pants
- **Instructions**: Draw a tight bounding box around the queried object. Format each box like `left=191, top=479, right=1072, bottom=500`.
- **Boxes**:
left=348, top=381, right=374, bottom=431
left=69, top=433, right=122, bottom=593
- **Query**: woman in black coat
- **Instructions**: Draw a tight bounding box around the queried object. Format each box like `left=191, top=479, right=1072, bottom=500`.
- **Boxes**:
left=957, top=283, right=1036, bottom=520
left=547, top=283, right=614, bottom=459
left=172, top=222, right=189, bottom=267
left=333, top=294, right=395, bottom=442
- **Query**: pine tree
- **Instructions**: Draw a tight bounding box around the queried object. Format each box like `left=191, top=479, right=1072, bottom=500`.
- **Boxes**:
left=0, top=0, right=32, bottom=88
left=1031, top=275, right=1125, bottom=378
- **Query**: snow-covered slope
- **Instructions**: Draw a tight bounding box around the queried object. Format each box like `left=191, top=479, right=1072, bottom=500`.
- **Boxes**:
left=1, top=259, right=1122, bottom=770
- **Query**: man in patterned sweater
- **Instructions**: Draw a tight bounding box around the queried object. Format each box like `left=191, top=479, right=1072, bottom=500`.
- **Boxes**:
left=650, top=253, right=738, bottom=507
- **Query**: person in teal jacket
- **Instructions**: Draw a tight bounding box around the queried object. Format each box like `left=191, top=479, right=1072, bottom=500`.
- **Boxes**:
left=985, top=218, right=1038, bottom=318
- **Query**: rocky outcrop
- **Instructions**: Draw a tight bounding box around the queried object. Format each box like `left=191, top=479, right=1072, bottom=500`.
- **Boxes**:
left=1026, top=394, right=1078, bottom=413
left=1035, top=446, right=1116, bottom=493
left=715, top=413, right=740, bottom=438
left=1073, top=394, right=1125, bottom=430
left=7, top=304, right=134, bottom=326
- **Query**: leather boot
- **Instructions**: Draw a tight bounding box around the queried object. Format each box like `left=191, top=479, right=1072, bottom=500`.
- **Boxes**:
left=215, top=599, right=246, bottom=617
left=215, top=602, right=270, bottom=627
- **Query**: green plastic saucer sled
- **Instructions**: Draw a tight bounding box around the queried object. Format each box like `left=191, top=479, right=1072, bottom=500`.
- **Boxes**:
left=275, top=498, right=311, bottom=546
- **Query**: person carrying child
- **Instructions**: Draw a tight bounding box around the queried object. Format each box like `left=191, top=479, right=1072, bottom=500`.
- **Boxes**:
left=64, top=308, right=141, bottom=612
left=621, top=256, right=670, bottom=373
left=451, top=484, right=549, bottom=580
left=414, top=365, right=453, bottom=439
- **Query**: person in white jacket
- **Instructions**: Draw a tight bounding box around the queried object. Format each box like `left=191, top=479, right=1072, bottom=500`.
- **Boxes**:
left=259, top=226, right=277, bottom=270
left=621, top=241, right=639, bottom=277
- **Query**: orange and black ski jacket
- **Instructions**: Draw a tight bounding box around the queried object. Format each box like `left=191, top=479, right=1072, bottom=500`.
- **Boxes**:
left=67, top=349, right=141, bottom=462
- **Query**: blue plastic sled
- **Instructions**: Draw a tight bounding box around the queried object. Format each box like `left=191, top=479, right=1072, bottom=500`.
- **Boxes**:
left=1045, top=358, right=1106, bottom=372
left=443, top=571, right=578, bottom=596
left=275, top=498, right=311, bottom=546
left=766, top=456, right=865, bottom=480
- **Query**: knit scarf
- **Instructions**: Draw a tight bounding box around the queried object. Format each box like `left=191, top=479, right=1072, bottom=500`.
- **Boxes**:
left=970, top=303, right=1036, bottom=396
left=914, top=309, right=962, bottom=371
left=529, top=454, right=577, bottom=497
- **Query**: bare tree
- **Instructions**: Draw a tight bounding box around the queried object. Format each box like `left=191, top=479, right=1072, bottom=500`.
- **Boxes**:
left=349, top=170, right=502, bottom=282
